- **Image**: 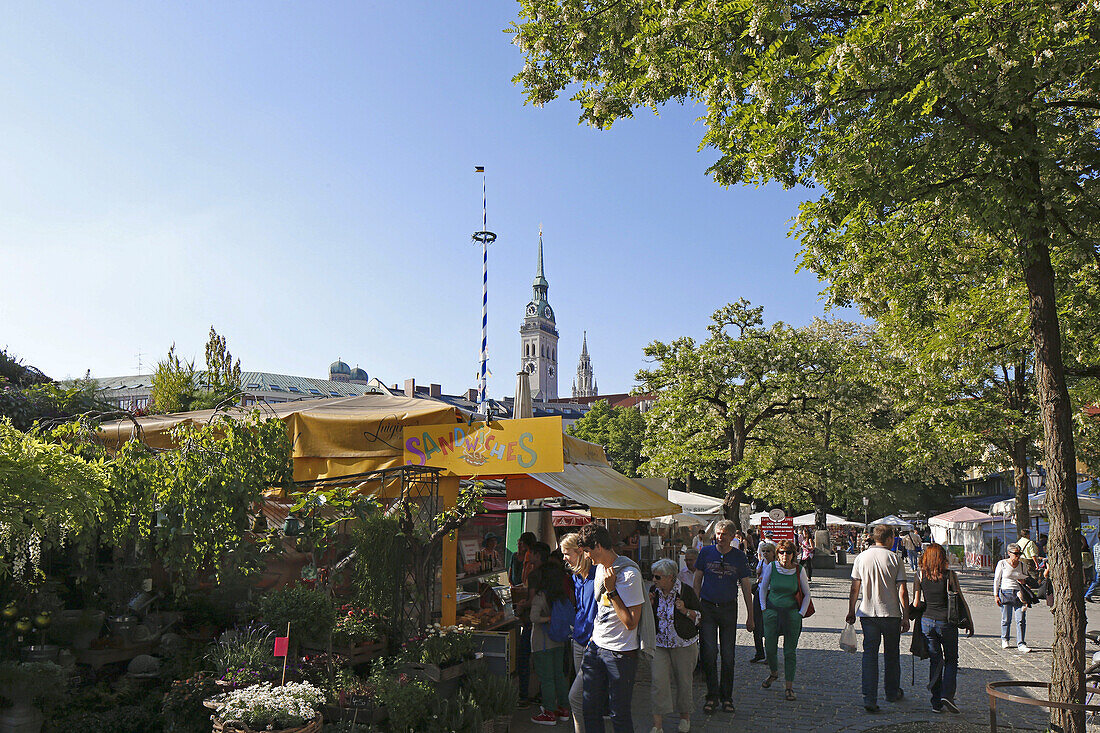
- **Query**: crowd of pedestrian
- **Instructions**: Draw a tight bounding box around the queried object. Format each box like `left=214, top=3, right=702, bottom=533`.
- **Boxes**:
left=504, top=516, right=1065, bottom=729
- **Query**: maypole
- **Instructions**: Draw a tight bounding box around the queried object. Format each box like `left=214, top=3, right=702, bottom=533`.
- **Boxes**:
left=471, top=166, right=497, bottom=416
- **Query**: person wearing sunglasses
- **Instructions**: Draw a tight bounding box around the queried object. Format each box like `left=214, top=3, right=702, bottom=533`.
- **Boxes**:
left=759, top=540, right=812, bottom=701
left=993, top=543, right=1031, bottom=652
left=647, top=558, right=702, bottom=733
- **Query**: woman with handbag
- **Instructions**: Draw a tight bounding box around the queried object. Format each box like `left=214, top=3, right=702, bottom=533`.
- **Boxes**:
left=913, top=543, right=972, bottom=714
left=647, top=558, right=701, bottom=733
left=759, top=539, right=812, bottom=701
left=797, top=528, right=815, bottom=580
left=994, top=543, right=1031, bottom=653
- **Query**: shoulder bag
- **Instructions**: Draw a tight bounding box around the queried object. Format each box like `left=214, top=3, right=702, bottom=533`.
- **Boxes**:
left=794, top=566, right=816, bottom=619
left=946, top=570, right=973, bottom=633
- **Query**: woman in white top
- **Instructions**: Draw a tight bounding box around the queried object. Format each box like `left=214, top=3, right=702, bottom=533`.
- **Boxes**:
left=758, top=539, right=812, bottom=700
left=993, top=543, right=1030, bottom=652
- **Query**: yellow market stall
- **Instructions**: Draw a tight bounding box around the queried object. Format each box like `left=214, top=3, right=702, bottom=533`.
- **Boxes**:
left=98, top=394, right=680, bottom=626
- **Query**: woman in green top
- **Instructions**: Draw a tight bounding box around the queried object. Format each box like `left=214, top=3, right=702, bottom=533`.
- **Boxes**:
left=758, top=538, right=813, bottom=700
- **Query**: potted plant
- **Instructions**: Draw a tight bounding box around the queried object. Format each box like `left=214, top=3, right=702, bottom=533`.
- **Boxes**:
left=258, top=587, right=333, bottom=653
left=329, top=605, right=387, bottom=661
left=406, top=625, right=477, bottom=682
left=207, top=624, right=280, bottom=688
left=161, top=674, right=221, bottom=733
left=212, top=681, right=324, bottom=733
left=462, top=671, right=518, bottom=732
left=0, top=661, right=67, bottom=733
left=318, top=667, right=386, bottom=724
left=373, top=672, right=435, bottom=733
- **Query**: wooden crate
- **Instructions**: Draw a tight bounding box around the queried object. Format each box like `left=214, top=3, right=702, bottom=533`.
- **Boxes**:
left=472, top=629, right=515, bottom=676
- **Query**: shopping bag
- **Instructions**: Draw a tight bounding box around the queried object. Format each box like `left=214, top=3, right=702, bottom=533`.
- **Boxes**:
left=840, top=622, right=858, bottom=653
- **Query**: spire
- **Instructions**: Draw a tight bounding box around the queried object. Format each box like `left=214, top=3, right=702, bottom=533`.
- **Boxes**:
left=581, top=331, right=588, bottom=357
left=536, top=225, right=545, bottom=279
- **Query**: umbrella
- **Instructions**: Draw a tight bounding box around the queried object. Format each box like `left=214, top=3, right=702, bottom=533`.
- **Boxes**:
left=869, top=515, right=914, bottom=530
left=552, top=509, right=591, bottom=527
left=653, top=511, right=708, bottom=527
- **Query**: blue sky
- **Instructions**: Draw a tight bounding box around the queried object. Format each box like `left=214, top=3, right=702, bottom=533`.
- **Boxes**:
left=0, top=2, right=851, bottom=397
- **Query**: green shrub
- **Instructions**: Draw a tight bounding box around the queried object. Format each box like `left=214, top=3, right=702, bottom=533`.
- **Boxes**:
left=161, top=674, right=220, bottom=733
left=259, top=586, right=333, bottom=646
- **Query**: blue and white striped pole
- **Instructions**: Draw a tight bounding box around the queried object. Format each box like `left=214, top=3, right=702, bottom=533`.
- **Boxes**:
left=472, top=167, right=496, bottom=417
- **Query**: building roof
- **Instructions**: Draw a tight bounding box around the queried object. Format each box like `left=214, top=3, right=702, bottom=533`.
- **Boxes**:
left=95, top=371, right=379, bottom=398
left=329, top=359, right=351, bottom=375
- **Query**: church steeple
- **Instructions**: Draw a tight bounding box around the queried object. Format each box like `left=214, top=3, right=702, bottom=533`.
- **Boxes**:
left=520, top=227, right=558, bottom=401
left=573, top=331, right=597, bottom=398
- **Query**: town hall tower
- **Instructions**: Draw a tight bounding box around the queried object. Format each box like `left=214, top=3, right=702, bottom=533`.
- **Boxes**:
left=520, top=230, right=558, bottom=401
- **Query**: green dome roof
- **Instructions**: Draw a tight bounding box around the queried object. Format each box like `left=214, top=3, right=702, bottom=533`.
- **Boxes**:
left=329, top=359, right=351, bottom=375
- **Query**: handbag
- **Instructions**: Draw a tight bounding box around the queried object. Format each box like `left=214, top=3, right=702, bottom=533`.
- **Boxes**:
left=946, top=570, right=971, bottom=628
left=795, top=566, right=816, bottom=618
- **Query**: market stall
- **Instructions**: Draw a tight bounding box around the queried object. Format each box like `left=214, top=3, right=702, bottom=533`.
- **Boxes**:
left=929, top=507, right=997, bottom=569
left=869, top=514, right=914, bottom=530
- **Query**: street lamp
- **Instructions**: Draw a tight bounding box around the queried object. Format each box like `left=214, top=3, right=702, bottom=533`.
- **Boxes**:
left=863, top=496, right=870, bottom=530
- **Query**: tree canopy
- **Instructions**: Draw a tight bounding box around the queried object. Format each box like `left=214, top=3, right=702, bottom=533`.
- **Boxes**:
left=151, top=327, right=243, bottom=414
left=567, top=398, right=646, bottom=477
left=513, top=2, right=1100, bottom=721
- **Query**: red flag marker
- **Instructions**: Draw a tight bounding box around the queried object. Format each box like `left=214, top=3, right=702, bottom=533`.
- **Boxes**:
left=273, top=636, right=289, bottom=658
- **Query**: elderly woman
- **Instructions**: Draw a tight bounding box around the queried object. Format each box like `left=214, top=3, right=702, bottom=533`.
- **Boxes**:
left=561, top=532, right=601, bottom=733
left=759, top=539, right=812, bottom=700
left=750, top=543, right=776, bottom=664
left=648, top=557, right=702, bottom=733
left=994, top=543, right=1031, bottom=653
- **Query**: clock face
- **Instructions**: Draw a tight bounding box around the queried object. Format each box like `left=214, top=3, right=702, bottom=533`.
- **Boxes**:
left=524, top=361, right=536, bottom=374
left=543, top=306, right=553, bottom=319
left=526, top=304, right=537, bottom=317
left=547, top=365, right=555, bottom=377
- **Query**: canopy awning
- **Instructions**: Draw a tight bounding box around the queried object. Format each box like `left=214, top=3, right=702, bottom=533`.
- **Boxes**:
left=552, top=508, right=592, bottom=527
left=869, top=515, right=914, bottom=530
left=990, top=484, right=1100, bottom=516
left=929, top=507, right=995, bottom=526
left=512, top=466, right=679, bottom=520
left=792, top=512, right=863, bottom=527
left=666, top=489, right=725, bottom=517
left=652, top=511, right=708, bottom=527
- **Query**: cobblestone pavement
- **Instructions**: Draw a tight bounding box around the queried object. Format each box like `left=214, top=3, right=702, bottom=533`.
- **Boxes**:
left=509, top=564, right=1100, bottom=732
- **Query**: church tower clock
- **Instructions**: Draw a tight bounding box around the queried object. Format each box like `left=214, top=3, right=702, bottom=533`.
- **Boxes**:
left=519, top=229, right=558, bottom=401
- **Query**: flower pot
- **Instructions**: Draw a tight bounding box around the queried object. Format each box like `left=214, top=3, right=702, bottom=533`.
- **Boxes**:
left=0, top=700, right=43, bottom=733
left=212, top=714, right=322, bottom=733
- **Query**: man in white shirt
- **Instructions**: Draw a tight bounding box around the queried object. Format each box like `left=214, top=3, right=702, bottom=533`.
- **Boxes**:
left=578, top=523, right=646, bottom=733
left=678, top=549, right=699, bottom=588
left=846, top=524, right=909, bottom=713
left=693, top=528, right=707, bottom=553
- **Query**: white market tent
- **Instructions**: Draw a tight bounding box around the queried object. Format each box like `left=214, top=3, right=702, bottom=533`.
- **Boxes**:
left=869, top=515, right=914, bottom=530
left=666, top=489, right=725, bottom=517
left=989, top=484, right=1100, bottom=517
left=792, top=512, right=863, bottom=527
left=653, top=511, right=708, bottom=527
left=748, top=511, right=770, bottom=526
left=929, top=507, right=996, bottom=570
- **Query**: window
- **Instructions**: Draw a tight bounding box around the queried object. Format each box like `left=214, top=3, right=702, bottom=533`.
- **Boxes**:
left=288, top=386, right=302, bottom=393
left=244, top=397, right=256, bottom=406
left=247, top=383, right=261, bottom=389
left=329, top=391, right=340, bottom=396
left=269, top=385, right=283, bottom=391
left=309, top=389, right=322, bottom=395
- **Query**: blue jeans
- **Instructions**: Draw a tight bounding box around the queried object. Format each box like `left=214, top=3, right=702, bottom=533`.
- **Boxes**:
left=999, top=590, right=1026, bottom=645
left=921, top=618, right=958, bottom=707
left=907, top=549, right=919, bottom=571
left=859, top=617, right=902, bottom=706
left=581, top=644, right=637, bottom=733
left=1087, top=569, right=1100, bottom=598
left=700, top=600, right=738, bottom=702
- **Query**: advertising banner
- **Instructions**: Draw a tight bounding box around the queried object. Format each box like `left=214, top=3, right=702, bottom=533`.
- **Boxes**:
left=404, top=416, right=564, bottom=476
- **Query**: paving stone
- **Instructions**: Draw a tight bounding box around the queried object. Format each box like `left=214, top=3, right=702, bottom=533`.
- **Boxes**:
left=509, top=566, right=1100, bottom=732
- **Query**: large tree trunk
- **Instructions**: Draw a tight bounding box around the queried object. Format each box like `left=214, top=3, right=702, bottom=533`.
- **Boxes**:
left=1021, top=229, right=1083, bottom=733
left=1010, top=439, right=1031, bottom=543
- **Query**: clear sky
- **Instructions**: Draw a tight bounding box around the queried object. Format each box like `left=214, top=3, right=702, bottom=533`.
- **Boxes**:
left=0, top=2, right=853, bottom=397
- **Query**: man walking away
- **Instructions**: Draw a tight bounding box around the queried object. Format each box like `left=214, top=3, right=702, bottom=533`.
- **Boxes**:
left=846, top=524, right=909, bottom=713
left=902, top=530, right=920, bottom=572
left=577, top=523, right=648, bottom=733
left=694, top=519, right=755, bottom=714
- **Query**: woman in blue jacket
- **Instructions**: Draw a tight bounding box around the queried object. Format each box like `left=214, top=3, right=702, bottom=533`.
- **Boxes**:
left=561, top=531, right=601, bottom=733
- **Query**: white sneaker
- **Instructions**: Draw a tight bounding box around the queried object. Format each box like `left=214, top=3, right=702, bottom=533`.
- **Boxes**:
left=679, top=720, right=692, bottom=733
left=1002, top=639, right=1010, bottom=649
left=1018, top=644, right=1031, bottom=653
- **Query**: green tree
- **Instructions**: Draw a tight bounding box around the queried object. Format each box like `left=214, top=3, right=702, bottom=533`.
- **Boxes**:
left=0, top=350, right=113, bottom=430
left=150, top=343, right=198, bottom=414
left=0, top=418, right=110, bottom=583
left=513, top=3, right=1100, bottom=720
left=151, top=327, right=243, bottom=413
left=637, top=300, right=814, bottom=526
left=567, top=399, right=647, bottom=477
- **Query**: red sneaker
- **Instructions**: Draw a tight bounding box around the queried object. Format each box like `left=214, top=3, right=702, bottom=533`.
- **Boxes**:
left=555, top=707, right=571, bottom=720
left=531, top=709, right=558, bottom=726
